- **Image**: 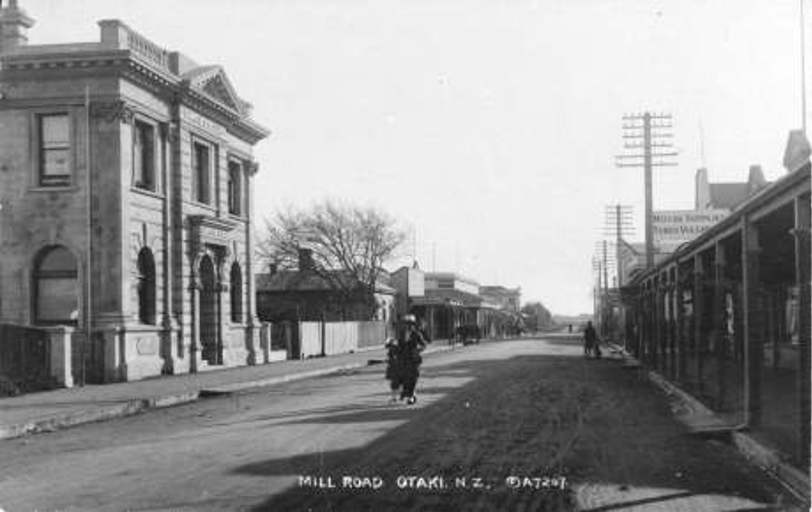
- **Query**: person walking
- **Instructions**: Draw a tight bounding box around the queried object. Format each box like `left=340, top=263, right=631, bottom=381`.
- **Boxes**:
left=583, top=321, right=600, bottom=358
left=384, top=336, right=402, bottom=403
left=398, top=315, right=426, bottom=404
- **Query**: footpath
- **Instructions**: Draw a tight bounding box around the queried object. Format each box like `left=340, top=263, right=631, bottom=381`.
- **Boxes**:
left=605, top=341, right=811, bottom=507
left=0, top=341, right=459, bottom=441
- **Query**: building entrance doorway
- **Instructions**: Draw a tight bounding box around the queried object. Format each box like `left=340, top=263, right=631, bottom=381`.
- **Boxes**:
left=199, top=255, right=221, bottom=365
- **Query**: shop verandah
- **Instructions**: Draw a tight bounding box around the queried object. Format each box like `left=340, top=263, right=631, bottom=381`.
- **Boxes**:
left=622, top=157, right=810, bottom=469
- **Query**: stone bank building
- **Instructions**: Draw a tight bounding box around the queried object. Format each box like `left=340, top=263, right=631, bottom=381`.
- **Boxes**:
left=0, top=2, right=269, bottom=383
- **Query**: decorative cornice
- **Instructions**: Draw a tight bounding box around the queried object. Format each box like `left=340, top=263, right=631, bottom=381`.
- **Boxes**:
left=2, top=49, right=269, bottom=144
left=91, top=100, right=135, bottom=124
left=189, top=214, right=238, bottom=232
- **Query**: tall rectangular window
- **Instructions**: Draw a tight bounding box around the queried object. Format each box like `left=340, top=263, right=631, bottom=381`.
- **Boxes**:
left=192, top=141, right=210, bottom=204
left=38, top=114, right=71, bottom=187
left=227, top=160, right=242, bottom=215
left=133, top=121, right=155, bottom=191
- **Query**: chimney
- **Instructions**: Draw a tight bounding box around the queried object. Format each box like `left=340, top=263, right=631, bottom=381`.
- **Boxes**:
left=298, top=248, right=314, bottom=271
left=695, top=168, right=709, bottom=210
left=0, top=0, right=35, bottom=55
left=747, top=165, right=767, bottom=195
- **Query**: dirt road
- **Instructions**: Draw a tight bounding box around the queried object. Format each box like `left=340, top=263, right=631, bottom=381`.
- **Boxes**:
left=0, top=337, right=798, bottom=511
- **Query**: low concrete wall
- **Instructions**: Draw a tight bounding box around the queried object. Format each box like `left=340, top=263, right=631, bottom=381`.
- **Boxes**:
left=46, top=326, right=74, bottom=388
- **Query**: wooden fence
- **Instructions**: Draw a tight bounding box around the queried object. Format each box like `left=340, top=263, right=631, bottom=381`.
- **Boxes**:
left=297, top=320, right=388, bottom=358
left=0, top=323, right=53, bottom=393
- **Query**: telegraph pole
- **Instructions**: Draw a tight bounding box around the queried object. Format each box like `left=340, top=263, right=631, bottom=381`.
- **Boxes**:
left=801, top=0, right=808, bottom=134
left=592, top=256, right=601, bottom=328
left=616, top=112, right=678, bottom=269
left=604, top=204, right=634, bottom=287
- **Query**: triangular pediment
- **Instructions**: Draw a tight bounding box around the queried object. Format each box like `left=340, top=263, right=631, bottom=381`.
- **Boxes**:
left=184, top=65, right=247, bottom=115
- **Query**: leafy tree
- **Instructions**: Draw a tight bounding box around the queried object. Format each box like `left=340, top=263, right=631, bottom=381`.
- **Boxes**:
left=521, top=301, right=553, bottom=332
left=258, top=200, right=406, bottom=317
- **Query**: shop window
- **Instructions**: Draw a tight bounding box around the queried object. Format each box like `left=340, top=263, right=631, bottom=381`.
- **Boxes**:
left=230, top=262, right=242, bottom=323
left=34, top=246, right=78, bottom=324
left=38, top=114, right=71, bottom=187
left=137, top=248, right=156, bottom=325
left=133, top=121, right=155, bottom=191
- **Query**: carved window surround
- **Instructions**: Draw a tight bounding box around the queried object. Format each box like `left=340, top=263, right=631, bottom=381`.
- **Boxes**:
left=188, top=214, right=237, bottom=255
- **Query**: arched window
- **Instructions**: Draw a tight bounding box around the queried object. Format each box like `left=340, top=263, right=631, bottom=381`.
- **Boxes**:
left=34, top=245, right=78, bottom=324
left=230, top=262, right=243, bottom=323
left=137, top=248, right=156, bottom=325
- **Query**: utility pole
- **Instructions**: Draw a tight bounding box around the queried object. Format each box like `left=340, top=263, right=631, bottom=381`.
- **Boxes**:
left=593, top=242, right=615, bottom=338
left=603, top=240, right=608, bottom=295
left=801, top=0, right=808, bottom=134
left=604, top=204, right=634, bottom=288
left=616, top=112, right=678, bottom=269
left=592, top=256, right=601, bottom=328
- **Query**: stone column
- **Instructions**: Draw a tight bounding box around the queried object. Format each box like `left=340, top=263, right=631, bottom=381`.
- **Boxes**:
left=742, top=217, right=762, bottom=426
left=245, top=162, right=260, bottom=364
left=159, top=122, right=179, bottom=373
left=189, top=276, right=200, bottom=373
left=215, top=279, right=224, bottom=365
left=793, top=195, right=810, bottom=466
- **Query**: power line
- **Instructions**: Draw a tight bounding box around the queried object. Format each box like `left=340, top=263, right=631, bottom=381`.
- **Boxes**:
left=615, top=112, right=678, bottom=269
left=604, top=204, right=634, bottom=287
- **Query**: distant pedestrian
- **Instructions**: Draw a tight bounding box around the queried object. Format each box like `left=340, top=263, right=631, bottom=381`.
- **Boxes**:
left=583, top=321, right=601, bottom=358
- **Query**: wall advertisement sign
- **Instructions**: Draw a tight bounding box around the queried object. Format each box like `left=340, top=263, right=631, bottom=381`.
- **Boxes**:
left=652, top=209, right=729, bottom=249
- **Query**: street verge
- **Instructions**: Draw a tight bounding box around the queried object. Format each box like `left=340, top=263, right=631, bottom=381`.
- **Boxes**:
left=0, top=343, right=458, bottom=442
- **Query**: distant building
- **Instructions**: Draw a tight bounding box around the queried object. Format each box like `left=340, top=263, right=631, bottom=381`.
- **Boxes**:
left=410, top=272, right=482, bottom=340
left=695, top=165, right=769, bottom=211
left=0, top=3, right=269, bottom=382
left=389, top=263, right=425, bottom=319
left=479, top=285, right=521, bottom=314
left=256, top=249, right=396, bottom=325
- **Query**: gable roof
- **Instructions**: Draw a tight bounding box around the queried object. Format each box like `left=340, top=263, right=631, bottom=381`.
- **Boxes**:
left=707, top=182, right=750, bottom=210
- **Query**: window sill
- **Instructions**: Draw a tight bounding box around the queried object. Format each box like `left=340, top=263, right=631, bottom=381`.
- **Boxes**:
left=228, top=213, right=247, bottom=221
left=130, top=186, right=165, bottom=200
left=28, top=185, right=80, bottom=193
left=187, top=200, right=217, bottom=212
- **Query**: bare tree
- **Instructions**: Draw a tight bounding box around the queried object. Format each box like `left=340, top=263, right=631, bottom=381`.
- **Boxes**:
left=258, top=200, right=406, bottom=317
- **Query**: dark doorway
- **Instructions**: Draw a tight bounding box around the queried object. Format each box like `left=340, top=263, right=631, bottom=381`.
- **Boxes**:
left=199, top=255, right=221, bottom=365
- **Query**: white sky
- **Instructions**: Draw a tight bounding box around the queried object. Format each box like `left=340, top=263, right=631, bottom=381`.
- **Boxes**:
left=21, top=0, right=809, bottom=315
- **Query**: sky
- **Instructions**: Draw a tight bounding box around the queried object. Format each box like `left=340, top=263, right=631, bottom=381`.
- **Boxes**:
left=20, top=0, right=809, bottom=315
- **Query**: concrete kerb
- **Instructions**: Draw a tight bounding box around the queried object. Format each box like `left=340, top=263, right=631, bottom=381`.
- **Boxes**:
left=200, top=343, right=458, bottom=395
left=0, top=342, right=460, bottom=442
left=0, top=391, right=201, bottom=441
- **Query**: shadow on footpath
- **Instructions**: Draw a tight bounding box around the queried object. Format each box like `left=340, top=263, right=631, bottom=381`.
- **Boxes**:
left=228, top=352, right=784, bottom=512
